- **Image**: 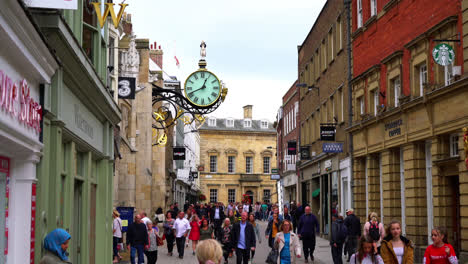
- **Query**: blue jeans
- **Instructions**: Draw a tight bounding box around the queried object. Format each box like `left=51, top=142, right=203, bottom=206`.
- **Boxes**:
left=130, top=245, right=145, bottom=264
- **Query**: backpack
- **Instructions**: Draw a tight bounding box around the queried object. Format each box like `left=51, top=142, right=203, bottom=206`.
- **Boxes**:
left=335, top=222, right=347, bottom=243
left=368, top=221, right=380, bottom=241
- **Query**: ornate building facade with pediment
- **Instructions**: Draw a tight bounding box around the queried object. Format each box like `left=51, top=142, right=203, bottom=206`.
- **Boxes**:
left=198, top=105, right=278, bottom=205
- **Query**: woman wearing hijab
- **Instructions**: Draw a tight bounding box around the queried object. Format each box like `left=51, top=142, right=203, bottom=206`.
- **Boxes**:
left=40, top=228, right=71, bottom=264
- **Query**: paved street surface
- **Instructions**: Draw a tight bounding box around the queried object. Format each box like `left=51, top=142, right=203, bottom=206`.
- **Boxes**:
left=118, top=221, right=337, bottom=264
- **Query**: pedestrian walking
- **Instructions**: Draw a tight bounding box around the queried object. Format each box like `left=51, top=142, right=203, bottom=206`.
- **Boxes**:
left=144, top=221, right=159, bottom=264
left=380, top=220, right=414, bottom=264
left=196, top=239, right=224, bottom=264
left=141, top=211, right=151, bottom=226
left=113, top=210, right=123, bottom=263
left=268, top=207, right=284, bottom=221
left=127, top=214, right=148, bottom=264
left=221, top=218, right=233, bottom=264
left=211, top=202, right=226, bottom=240
left=423, top=226, right=458, bottom=264
left=266, top=212, right=282, bottom=248
left=290, top=203, right=297, bottom=233
left=344, top=208, right=361, bottom=262
left=261, top=202, right=268, bottom=221
left=231, top=212, right=256, bottom=264
left=200, top=218, right=214, bottom=241
left=154, top=207, right=165, bottom=236
left=283, top=207, right=292, bottom=222
left=189, top=214, right=201, bottom=255
left=173, top=211, right=191, bottom=259
left=363, top=212, right=385, bottom=252
left=163, top=211, right=175, bottom=256
left=274, top=220, right=301, bottom=264
left=39, top=228, right=71, bottom=264
left=297, top=206, right=319, bottom=263
left=248, top=213, right=262, bottom=262
left=330, top=215, right=347, bottom=264
left=228, top=209, right=238, bottom=225
left=349, top=237, right=384, bottom=264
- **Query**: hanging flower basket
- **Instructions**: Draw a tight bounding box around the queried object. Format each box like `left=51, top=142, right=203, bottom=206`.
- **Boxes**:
left=199, top=194, right=206, bottom=201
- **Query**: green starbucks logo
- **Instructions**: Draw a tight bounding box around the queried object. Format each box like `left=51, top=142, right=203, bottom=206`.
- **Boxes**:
left=432, top=43, right=455, bottom=66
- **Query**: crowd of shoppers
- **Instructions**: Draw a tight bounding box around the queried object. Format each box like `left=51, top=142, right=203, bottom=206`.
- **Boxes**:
left=102, top=200, right=460, bottom=264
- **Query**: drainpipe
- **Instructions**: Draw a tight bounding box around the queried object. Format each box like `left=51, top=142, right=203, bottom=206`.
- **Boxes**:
left=344, top=0, right=354, bottom=208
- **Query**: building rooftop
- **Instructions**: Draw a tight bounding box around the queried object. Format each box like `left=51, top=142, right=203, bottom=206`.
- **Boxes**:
left=199, top=117, right=276, bottom=133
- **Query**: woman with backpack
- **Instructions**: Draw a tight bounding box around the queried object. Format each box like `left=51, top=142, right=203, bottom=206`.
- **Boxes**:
left=423, top=226, right=458, bottom=264
left=380, top=220, right=413, bottom=264
left=350, top=236, right=384, bottom=264
left=363, top=212, right=385, bottom=252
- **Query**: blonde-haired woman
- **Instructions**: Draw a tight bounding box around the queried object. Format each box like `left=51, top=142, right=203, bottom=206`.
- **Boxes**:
left=363, top=212, right=385, bottom=253
left=196, top=239, right=223, bottom=264
left=275, top=220, right=301, bottom=264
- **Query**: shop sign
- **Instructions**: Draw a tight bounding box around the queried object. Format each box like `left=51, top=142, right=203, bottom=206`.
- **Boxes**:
left=324, top=159, right=332, bottom=171
left=432, top=43, right=455, bottom=66
left=173, top=147, right=186, bottom=160
left=385, top=119, right=403, bottom=137
left=287, top=141, right=297, bottom=155
left=271, top=168, right=279, bottom=174
left=118, top=77, right=136, bottom=99
left=323, top=142, right=344, bottom=153
left=271, top=174, right=280, bottom=180
left=320, top=125, right=336, bottom=141
left=300, top=146, right=310, bottom=160
left=191, top=171, right=198, bottom=179
left=0, top=71, right=42, bottom=134
left=26, top=0, right=78, bottom=10
left=198, top=165, right=205, bottom=172
left=116, top=207, right=134, bottom=233
left=92, top=3, right=128, bottom=28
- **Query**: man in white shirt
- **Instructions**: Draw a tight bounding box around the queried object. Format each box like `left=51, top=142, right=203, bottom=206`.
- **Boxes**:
left=173, top=211, right=191, bottom=259
left=140, top=211, right=151, bottom=225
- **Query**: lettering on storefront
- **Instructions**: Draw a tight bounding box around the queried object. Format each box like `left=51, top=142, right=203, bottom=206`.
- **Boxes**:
left=385, top=119, right=402, bottom=137
left=0, top=71, right=42, bottom=133
left=74, top=105, right=94, bottom=139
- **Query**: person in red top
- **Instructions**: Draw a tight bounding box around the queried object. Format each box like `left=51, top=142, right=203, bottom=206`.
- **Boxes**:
left=189, top=214, right=201, bottom=255
left=423, top=226, right=458, bottom=264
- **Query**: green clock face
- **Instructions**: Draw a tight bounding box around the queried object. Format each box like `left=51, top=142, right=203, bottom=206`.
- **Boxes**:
left=184, top=70, right=221, bottom=107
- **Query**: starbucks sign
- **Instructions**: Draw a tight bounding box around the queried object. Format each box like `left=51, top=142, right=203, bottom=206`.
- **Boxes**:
left=432, top=43, right=455, bottom=66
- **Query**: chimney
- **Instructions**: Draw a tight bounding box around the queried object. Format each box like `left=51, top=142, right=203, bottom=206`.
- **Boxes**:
left=149, top=41, right=163, bottom=69
left=122, top=13, right=132, bottom=34
left=243, top=105, right=253, bottom=119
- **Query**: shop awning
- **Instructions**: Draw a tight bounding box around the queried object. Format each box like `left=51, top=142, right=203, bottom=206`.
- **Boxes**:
left=312, top=188, right=320, bottom=198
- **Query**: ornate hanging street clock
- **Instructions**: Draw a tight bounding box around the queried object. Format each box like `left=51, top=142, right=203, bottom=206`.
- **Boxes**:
left=184, top=70, right=221, bottom=107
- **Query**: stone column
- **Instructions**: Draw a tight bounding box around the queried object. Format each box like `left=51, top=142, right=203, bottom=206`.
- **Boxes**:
left=403, top=142, right=427, bottom=246
left=459, top=133, right=468, bottom=260
left=353, top=157, right=366, bottom=223
left=367, top=155, right=381, bottom=218
left=382, top=149, right=401, bottom=223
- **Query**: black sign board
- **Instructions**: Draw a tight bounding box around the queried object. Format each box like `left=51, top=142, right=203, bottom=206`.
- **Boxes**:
left=191, top=171, right=198, bottom=179
left=118, top=77, right=136, bottom=99
left=300, top=146, right=310, bottom=160
left=287, top=141, right=297, bottom=155
left=173, top=147, right=186, bottom=160
left=320, top=125, right=336, bottom=141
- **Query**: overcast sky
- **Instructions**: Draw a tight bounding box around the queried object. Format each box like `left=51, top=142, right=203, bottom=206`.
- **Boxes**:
left=126, top=0, right=326, bottom=121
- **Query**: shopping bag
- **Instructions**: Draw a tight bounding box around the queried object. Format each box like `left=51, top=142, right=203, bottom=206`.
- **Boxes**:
left=265, top=248, right=278, bottom=264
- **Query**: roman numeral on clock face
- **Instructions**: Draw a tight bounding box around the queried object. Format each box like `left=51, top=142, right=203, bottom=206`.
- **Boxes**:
left=194, top=74, right=199, bottom=80
left=187, top=87, right=192, bottom=90
left=201, top=72, right=205, bottom=78
left=194, top=97, right=199, bottom=103
left=201, top=98, right=205, bottom=105
left=188, top=80, right=194, bottom=84
left=189, top=92, right=194, bottom=97
left=211, top=80, right=217, bottom=84
left=213, top=86, right=219, bottom=90
left=211, top=92, right=217, bottom=97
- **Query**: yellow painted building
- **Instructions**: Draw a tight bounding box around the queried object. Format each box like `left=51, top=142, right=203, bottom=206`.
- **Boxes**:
left=199, top=106, right=278, bottom=204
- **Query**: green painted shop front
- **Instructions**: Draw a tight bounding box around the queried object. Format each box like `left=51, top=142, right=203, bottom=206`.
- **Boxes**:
left=32, top=5, right=121, bottom=264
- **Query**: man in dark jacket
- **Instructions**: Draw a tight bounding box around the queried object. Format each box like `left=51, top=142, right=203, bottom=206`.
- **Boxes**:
left=210, top=202, right=225, bottom=240
left=298, top=206, right=319, bottom=263
left=126, top=214, right=148, bottom=264
left=231, top=212, right=256, bottom=264
left=343, top=208, right=361, bottom=262
left=330, top=215, right=347, bottom=264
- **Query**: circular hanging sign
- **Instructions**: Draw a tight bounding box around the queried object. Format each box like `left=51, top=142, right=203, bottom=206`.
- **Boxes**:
left=432, top=43, right=455, bottom=66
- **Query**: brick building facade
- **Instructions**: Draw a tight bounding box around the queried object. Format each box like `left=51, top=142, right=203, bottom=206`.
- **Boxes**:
left=349, top=0, right=468, bottom=261
left=297, top=0, right=352, bottom=237
left=276, top=81, right=300, bottom=206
